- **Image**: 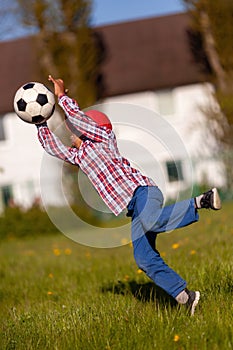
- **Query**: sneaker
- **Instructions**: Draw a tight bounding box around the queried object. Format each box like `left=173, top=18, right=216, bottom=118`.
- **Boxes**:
left=185, top=289, right=200, bottom=316
left=200, top=188, right=221, bottom=210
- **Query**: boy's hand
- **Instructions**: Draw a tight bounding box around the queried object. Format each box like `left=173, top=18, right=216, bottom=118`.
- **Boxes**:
left=48, top=75, right=68, bottom=97
left=70, top=134, right=82, bottom=148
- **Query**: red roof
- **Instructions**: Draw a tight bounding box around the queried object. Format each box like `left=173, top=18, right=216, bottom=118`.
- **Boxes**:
left=0, top=37, right=36, bottom=114
left=0, top=13, right=204, bottom=114
left=97, top=13, right=204, bottom=97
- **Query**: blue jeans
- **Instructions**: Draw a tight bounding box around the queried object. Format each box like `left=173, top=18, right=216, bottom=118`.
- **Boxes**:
left=127, top=186, right=199, bottom=298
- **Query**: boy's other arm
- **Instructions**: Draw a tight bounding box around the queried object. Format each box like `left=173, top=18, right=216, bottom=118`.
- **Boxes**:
left=37, top=123, right=79, bottom=165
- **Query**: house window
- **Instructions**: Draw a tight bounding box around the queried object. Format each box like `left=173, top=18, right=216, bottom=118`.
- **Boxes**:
left=166, top=160, right=184, bottom=182
left=1, top=185, right=13, bottom=207
left=0, top=116, right=6, bottom=141
left=157, top=90, right=175, bottom=116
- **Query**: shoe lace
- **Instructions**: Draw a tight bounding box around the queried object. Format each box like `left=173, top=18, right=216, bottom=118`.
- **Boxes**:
left=200, top=191, right=212, bottom=208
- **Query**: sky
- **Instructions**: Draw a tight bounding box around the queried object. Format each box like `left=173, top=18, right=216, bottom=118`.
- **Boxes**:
left=91, top=0, right=186, bottom=26
left=1, top=0, right=186, bottom=41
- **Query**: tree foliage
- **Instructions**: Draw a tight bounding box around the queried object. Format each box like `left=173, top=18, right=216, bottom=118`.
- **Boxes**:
left=183, top=0, right=233, bottom=189
left=15, top=0, right=106, bottom=209
left=16, top=0, right=104, bottom=108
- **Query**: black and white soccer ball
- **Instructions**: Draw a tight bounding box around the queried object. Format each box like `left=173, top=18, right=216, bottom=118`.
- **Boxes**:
left=14, top=82, right=55, bottom=124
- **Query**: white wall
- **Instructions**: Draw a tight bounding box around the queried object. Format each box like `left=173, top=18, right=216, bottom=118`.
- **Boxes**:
left=99, top=83, right=225, bottom=198
left=0, top=110, right=64, bottom=208
left=0, top=82, right=225, bottom=210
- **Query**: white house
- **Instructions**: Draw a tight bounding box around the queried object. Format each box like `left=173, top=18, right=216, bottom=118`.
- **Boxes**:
left=0, top=13, right=224, bottom=212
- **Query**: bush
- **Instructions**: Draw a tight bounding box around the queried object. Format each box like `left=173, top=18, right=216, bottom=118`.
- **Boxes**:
left=0, top=206, right=60, bottom=240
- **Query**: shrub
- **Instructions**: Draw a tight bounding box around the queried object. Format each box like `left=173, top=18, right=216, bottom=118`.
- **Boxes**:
left=0, top=206, right=59, bottom=240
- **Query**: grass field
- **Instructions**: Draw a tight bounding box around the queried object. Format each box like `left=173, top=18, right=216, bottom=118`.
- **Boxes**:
left=0, top=203, right=233, bottom=350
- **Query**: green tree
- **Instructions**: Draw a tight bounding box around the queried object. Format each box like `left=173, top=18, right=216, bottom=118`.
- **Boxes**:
left=183, top=0, right=233, bottom=192
left=17, top=0, right=104, bottom=108
left=15, top=0, right=107, bottom=219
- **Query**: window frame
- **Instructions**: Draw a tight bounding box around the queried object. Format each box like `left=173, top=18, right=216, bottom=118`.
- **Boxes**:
left=166, top=160, right=184, bottom=183
left=0, top=115, right=6, bottom=141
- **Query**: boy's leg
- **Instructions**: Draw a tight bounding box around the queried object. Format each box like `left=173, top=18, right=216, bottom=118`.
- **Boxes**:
left=132, top=221, right=200, bottom=314
left=131, top=220, right=186, bottom=298
left=129, top=187, right=201, bottom=313
left=134, top=186, right=199, bottom=235
left=150, top=198, right=199, bottom=233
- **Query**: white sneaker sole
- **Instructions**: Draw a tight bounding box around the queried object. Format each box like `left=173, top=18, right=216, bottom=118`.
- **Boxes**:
left=190, top=291, right=200, bottom=316
left=212, top=188, right=222, bottom=210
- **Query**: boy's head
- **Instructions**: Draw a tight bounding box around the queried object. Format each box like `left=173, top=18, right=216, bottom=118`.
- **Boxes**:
left=67, top=109, right=112, bottom=145
left=85, top=110, right=112, bottom=130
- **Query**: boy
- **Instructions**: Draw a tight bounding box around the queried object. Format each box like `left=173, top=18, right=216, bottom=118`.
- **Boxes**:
left=36, top=75, right=221, bottom=315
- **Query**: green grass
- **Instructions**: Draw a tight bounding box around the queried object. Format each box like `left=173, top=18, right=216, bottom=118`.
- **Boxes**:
left=0, top=203, right=233, bottom=350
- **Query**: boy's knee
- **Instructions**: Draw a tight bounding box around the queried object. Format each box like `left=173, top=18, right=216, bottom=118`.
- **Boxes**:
left=141, top=220, right=153, bottom=233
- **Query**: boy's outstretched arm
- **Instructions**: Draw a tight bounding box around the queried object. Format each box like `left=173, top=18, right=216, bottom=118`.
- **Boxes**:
left=48, top=75, right=110, bottom=143
left=48, top=75, right=67, bottom=98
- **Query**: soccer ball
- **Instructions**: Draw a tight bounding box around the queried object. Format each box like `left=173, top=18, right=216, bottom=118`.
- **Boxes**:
left=14, top=82, right=55, bottom=124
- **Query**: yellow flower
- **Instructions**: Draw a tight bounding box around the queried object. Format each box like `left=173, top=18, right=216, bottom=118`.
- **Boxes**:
left=64, top=248, right=72, bottom=255
left=53, top=248, right=61, bottom=256
left=123, top=275, right=130, bottom=281
left=48, top=273, right=54, bottom=279
left=172, top=243, right=180, bottom=249
left=137, top=269, right=143, bottom=274
left=173, top=334, right=180, bottom=342
left=47, top=291, right=53, bottom=295
left=190, top=250, right=197, bottom=255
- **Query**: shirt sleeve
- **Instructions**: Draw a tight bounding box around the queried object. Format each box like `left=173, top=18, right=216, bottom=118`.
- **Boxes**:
left=37, top=124, right=80, bottom=165
left=58, top=95, right=110, bottom=143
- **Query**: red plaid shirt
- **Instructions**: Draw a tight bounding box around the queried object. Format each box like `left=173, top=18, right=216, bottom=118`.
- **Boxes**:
left=37, top=95, right=155, bottom=215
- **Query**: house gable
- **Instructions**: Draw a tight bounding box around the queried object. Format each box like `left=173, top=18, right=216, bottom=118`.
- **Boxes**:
left=97, top=13, right=205, bottom=97
left=0, top=12, right=205, bottom=114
